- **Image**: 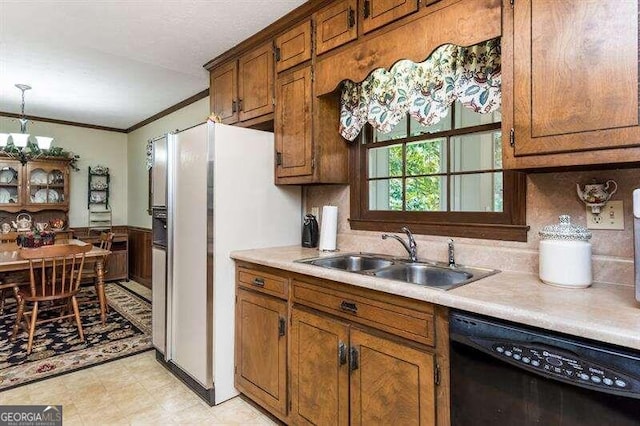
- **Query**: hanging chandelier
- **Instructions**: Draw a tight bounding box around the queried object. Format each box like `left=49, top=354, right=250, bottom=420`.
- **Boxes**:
left=0, top=84, right=53, bottom=164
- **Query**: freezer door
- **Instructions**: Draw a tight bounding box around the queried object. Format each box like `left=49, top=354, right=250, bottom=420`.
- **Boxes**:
left=169, top=123, right=211, bottom=388
left=151, top=247, right=167, bottom=353
left=152, top=136, right=168, bottom=207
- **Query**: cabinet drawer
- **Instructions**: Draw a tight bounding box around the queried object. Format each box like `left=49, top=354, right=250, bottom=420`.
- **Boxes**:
left=275, top=20, right=312, bottom=73
left=237, top=267, right=288, bottom=299
left=292, top=280, right=434, bottom=346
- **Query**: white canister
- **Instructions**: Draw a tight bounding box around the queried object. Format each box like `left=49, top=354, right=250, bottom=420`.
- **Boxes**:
left=539, top=215, right=592, bottom=288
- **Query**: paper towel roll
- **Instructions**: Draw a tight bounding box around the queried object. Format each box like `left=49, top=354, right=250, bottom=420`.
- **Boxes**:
left=319, top=205, right=338, bottom=251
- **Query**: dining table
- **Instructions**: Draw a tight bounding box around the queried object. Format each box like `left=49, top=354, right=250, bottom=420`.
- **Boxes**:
left=0, top=239, right=111, bottom=324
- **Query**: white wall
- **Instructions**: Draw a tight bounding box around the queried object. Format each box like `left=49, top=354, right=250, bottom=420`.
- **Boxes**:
left=0, top=116, right=128, bottom=227
left=127, top=96, right=209, bottom=229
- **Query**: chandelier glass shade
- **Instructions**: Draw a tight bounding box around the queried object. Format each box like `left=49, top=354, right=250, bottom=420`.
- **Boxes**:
left=0, top=84, right=54, bottom=153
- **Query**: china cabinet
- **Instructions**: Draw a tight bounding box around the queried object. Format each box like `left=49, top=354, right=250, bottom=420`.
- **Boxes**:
left=0, top=157, right=71, bottom=213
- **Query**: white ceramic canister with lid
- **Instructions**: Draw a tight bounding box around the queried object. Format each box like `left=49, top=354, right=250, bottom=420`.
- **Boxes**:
left=539, top=215, right=593, bottom=288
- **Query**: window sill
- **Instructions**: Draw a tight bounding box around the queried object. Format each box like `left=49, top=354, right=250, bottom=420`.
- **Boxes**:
left=348, top=219, right=530, bottom=242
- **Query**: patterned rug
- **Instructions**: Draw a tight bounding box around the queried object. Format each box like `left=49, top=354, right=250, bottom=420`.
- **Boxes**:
left=0, top=283, right=152, bottom=391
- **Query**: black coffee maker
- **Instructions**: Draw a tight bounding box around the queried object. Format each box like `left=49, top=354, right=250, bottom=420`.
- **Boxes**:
left=302, top=214, right=319, bottom=248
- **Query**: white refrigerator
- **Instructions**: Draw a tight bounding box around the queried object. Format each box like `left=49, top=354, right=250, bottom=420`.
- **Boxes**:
left=152, top=122, right=301, bottom=405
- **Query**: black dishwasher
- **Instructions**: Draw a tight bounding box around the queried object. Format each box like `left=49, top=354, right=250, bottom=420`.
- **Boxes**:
left=450, top=311, right=640, bottom=426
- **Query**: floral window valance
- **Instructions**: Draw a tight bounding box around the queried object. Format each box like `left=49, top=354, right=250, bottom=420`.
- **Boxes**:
left=339, top=37, right=501, bottom=141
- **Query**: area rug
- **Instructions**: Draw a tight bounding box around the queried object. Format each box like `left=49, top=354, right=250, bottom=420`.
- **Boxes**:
left=0, top=283, right=152, bottom=391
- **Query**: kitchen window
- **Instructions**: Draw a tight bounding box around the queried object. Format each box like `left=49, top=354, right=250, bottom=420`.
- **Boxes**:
left=349, top=102, right=528, bottom=241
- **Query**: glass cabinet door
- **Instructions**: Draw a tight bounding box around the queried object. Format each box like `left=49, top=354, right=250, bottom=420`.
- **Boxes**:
left=27, top=164, right=67, bottom=205
left=0, top=160, right=22, bottom=207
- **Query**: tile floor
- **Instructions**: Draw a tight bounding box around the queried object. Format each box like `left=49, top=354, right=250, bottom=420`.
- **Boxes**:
left=0, top=350, right=277, bottom=425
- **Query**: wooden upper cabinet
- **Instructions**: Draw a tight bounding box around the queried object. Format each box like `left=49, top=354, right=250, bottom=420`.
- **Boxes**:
left=238, top=42, right=275, bottom=121
left=511, top=0, right=640, bottom=159
left=25, top=160, right=69, bottom=209
left=315, top=0, right=358, bottom=55
left=235, top=288, right=288, bottom=417
left=360, top=0, right=419, bottom=35
left=350, top=328, right=436, bottom=426
left=290, top=308, right=350, bottom=426
left=275, top=66, right=313, bottom=180
left=210, top=61, right=238, bottom=124
left=275, top=20, right=312, bottom=73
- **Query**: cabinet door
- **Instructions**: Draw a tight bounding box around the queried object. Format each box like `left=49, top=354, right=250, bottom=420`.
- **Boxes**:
left=315, top=0, right=358, bottom=55
left=290, top=308, right=350, bottom=426
left=275, top=66, right=313, bottom=180
left=350, top=328, right=436, bottom=426
left=513, top=0, right=640, bottom=157
left=275, top=20, right=312, bottom=73
left=0, top=160, right=23, bottom=211
left=360, top=0, right=419, bottom=35
left=210, top=61, right=238, bottom=124
left=25, top=161, right=69, bottom=209
left=238, top=42, right=275, bottom=121
left=235, top=289, right=288, bottom=417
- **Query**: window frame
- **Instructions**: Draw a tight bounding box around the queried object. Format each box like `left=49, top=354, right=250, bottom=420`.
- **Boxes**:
left=349, top=112, right=528, bottom=242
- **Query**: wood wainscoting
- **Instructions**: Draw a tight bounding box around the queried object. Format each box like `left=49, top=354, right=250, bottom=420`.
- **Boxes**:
left=128, top=226, right=152, bottom=288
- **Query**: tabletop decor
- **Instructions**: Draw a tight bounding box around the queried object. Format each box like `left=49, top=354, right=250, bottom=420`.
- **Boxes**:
left=16, top=230, right=55, bottom=248
left=0, top=283, right=151, bottom=391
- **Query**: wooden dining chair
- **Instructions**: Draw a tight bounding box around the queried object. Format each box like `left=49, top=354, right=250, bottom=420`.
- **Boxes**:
left=80, top=232, right=114, bottom=311
left=11, top=243, right=92, bottom=354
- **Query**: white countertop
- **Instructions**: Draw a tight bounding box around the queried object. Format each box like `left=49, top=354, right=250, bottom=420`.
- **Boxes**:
left=231, top=246, right=640, bottom=351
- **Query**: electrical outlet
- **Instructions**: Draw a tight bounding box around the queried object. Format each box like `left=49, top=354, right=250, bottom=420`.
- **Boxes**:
left=586, top=200, right=624, bottom=230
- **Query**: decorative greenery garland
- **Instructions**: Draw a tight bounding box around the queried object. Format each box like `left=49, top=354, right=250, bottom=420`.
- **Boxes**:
left=1, top=141, right=80, bottom=171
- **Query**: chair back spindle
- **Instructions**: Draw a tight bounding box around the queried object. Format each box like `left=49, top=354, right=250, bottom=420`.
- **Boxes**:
left=20, top=244, right=91, bottom=299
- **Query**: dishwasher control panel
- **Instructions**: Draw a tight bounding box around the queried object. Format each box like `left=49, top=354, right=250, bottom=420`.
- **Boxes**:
left=491, top=342, right=634, bottom=393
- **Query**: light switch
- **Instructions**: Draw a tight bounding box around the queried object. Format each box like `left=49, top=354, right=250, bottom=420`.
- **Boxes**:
left=586, top=200, right=624, bottom=230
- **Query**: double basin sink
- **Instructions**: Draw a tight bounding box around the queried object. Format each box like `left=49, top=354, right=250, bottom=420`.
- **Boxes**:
left=297, top=253, right=499, bottom=291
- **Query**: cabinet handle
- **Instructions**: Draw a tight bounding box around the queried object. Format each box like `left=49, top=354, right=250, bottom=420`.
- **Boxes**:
left=252, top=277, right=265, bottom=287
left=274, top=46, right=281, bottom=62
left=238, top=99, right=243, bottom=112
left=278, top=317, right=286, bottom=337
left=349, top=346, right=359, bottom=371
left=232, top=100, right=237, bottom=113
left=348, top=7, right=356, bottom=28
left=338, top=341, right=347, bottom=365
left=340, top=300, right=358, bottom=314
left=363, top=0, right=370, bottom=18
left=276, top=152, right=283, bottom=166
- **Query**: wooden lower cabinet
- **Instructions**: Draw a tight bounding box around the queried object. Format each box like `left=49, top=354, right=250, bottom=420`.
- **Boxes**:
left=350, top=328, right=435, bottom=426
left=235, top=288, right=288, bottom=419
left=235, top=262, right=447, bottom=425
left=291, top=307, right=436, bottom=426
left=291, top=308, right=350, bottom=426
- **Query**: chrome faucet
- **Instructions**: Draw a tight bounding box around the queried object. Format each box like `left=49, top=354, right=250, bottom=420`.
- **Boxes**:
left=382, top=226, right=418, bottom=262
left=448, top=239, right=456, bottom=268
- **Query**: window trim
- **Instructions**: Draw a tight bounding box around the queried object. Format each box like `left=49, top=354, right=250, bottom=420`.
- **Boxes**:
left=349, top=120, right=529, bottom=242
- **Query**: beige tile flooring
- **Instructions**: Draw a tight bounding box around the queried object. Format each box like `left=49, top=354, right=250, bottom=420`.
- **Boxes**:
left=0, top=351, right=277, bottom=425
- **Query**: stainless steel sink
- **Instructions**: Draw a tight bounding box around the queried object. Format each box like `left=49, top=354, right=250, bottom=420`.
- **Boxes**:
left=372, top=263, right=471, bottom=288
left=302, top=254, right=395, bottom=272
left=297, top=253, right=499, bottom=290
